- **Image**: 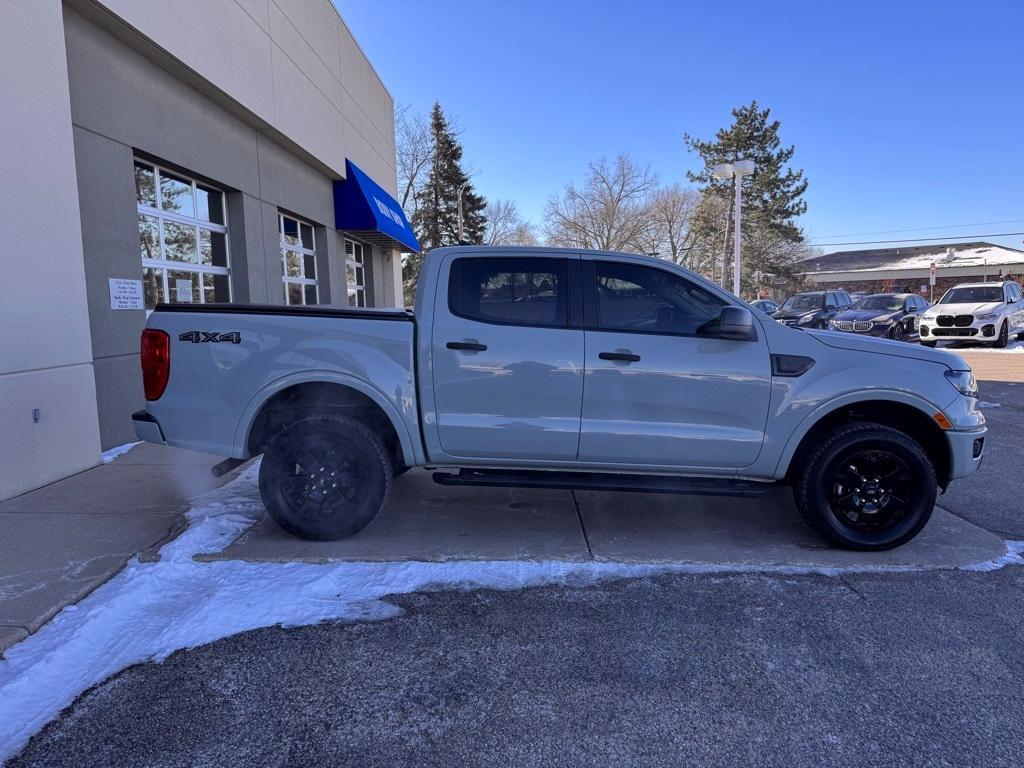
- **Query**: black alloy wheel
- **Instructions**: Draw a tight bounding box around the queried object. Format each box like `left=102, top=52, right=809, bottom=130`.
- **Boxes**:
left=793, top=422, right=936, bottom=550
left=888, top=323, right=906, bottom=342
left=258, top=414, right=392, bottom=540
left=827, top=449, right=913, bottom=534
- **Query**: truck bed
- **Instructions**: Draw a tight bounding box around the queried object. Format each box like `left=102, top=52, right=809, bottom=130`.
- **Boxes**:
left=141, top=302, right=420, bottom=461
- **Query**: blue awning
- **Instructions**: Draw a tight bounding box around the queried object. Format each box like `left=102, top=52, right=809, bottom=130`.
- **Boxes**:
left=333, top=160, right=420, bottom=253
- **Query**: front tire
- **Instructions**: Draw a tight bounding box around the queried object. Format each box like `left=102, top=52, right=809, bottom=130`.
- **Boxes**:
left=993, top=321, right=1009, bottom=348
left=258, top=414, right=392, bottom=540
left=793, top=422, right=936, bottom=550
left=888, top=323, right=907, bottom=342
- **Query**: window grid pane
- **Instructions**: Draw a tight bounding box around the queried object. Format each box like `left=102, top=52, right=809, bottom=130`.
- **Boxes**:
left=136, top=159, right=230, bottom=307
left=280, top=213, right=318, bottom=304
left=345, top=238, right=367, bottom=308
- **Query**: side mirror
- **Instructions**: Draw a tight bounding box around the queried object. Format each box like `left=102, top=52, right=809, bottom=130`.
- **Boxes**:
left=719, top=306, right=756, bottom=341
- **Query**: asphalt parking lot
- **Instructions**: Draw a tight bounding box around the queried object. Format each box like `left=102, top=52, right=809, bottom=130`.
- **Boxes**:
left=9, top=354, right=1024, bottom=768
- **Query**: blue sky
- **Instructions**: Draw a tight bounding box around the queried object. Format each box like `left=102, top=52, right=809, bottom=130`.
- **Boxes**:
left=337, top=0, right=1024, bottom=253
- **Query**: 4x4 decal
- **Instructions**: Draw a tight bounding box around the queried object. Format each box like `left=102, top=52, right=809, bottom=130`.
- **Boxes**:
left=178, top=331, right=241, bottom=344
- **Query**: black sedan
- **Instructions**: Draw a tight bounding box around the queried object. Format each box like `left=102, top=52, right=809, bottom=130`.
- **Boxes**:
left=827, top=293, right=928, bottom=342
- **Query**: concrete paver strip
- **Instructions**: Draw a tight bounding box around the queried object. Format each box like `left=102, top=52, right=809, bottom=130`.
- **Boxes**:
left=0, top=444, right=230, bottom=656
left=576, top=486, right=1004, bottom=569
left=207, top=472, right=1004, bottom=570
left=202, top=470, right=590, bottom=563
left=0, top=512, right=182, bottom=634
left=0, top=464, right=220, bottom=517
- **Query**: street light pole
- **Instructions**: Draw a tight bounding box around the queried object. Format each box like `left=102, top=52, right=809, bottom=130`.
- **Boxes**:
left=712, top=159, right=755, bottom=298
left=457, top=182, right=468, bottom=244
left=732, top=174, right=742, bottom=296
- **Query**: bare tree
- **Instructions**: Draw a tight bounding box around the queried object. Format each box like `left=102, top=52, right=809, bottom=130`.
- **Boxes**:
left=685, top=191, right=732, bottom=283
left=484, top=199, right=537, bottom=246
left=638, top=184, right=699, bottom=266
left=543, top=155, right=658, bottom=252
left=394, top=104, right=432, bottom=217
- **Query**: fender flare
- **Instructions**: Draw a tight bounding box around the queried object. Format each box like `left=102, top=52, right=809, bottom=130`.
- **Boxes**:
left=232, top=370, right=421, bottom=465
left=772, top=388, right=943, bottom=480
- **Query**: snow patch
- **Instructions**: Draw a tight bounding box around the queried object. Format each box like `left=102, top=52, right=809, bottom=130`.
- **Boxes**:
left=100, top=441, right=141, bottom=464
left=959, top=540, right=1024, bottom=572
left=0, top=468, right=1022, bottom=760
left=978, top=401, right=1002, bottom=408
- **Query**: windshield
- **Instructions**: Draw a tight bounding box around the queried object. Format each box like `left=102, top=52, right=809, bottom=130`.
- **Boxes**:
left=853, top=295, right=904, bottom=312
left=940, top=286, right=1003, bottom=304
left=781, top=294, right=823, bottom=311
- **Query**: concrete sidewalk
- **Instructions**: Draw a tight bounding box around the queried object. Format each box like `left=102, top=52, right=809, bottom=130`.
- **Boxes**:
left=0, top=443, right=230, bottom=655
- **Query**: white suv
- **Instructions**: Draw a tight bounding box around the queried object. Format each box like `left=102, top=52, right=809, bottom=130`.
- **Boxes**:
left=919, top=281, right=1024, bottom=348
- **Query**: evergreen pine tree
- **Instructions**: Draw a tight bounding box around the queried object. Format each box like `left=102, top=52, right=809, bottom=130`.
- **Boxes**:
left=410, top=102, right=487, bottom=259
left=685, top=101, right=809, bottom=292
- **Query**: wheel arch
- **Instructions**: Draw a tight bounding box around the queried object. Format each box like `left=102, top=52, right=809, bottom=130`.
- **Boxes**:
left=776, top=392, right=951, bottom=490
left=234, top=372, right=421, bottom=467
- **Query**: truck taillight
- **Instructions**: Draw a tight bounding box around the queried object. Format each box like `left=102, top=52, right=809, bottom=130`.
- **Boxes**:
left=141, top=329, right=170, bottom=401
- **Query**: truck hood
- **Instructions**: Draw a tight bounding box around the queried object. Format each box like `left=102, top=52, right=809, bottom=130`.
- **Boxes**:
left=806, top=329, right=966, bottom=369
left=922, top=301, right=1001, bottom=316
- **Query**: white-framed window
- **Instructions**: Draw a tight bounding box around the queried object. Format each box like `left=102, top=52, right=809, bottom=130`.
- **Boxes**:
left=134, top=159, right=230, bottom=309
left=279, top=214, right=318, bottom=305
left=345, top=238, right=367, bottom=307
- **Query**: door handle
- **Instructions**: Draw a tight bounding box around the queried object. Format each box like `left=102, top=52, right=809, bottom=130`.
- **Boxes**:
left=599, top=351, right=640, bottom=362
left=446, top=341, right=488, bottom=352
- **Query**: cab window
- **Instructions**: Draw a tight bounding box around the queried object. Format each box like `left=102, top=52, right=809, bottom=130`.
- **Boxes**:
left=592, top=261, right=725, bottom=335
left=449, top=257, right=568, bottom=327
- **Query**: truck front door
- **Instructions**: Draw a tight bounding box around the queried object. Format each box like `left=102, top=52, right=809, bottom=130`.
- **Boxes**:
left=430, top=254, right=584, bottom=461
left=577, top=258, right=772, bottom=470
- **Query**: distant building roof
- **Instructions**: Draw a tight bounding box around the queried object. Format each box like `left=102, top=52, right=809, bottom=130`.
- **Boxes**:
left=798, top=241, right=1024, bottom=275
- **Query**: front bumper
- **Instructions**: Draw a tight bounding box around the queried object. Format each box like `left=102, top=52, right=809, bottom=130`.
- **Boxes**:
left=946, top=427, right=986, bottom=480
left=920, top=318, right=999, bottom=340
left=131, top=410, right=166, bottom=445
left=829, top=322, right=895, bottom=337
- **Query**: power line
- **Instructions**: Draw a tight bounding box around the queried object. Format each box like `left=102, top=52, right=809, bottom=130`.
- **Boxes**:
left=814, top=218, right=1024, bottom=239
left=810, top=232, right=1024, bottom=247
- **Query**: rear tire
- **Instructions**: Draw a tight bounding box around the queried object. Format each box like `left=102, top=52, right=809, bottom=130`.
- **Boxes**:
left=793, top=422, right=936, bottom=550
left=258, top=414, right=392, bottom=540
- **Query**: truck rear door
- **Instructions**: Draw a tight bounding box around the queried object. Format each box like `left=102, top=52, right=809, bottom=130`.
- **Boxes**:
left=428, top=253, right=584, bottom=461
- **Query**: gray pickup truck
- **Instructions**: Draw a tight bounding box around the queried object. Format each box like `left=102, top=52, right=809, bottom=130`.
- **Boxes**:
left=134, top=246, right=986, bottom=550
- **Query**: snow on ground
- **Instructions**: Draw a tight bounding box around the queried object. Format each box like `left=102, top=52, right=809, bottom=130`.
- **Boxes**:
left=1, top=468, right=1023, bottom=760
left=100, top=441, right=141, bottom=463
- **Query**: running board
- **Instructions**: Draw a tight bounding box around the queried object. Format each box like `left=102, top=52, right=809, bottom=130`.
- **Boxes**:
left=432, top=469, right=773, bottom=497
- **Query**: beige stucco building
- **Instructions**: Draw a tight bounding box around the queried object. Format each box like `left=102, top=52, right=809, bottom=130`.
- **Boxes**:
left=0, top=0, right=411, bottom=500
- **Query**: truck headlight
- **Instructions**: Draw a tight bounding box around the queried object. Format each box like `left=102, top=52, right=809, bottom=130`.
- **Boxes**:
left=796, top=313, right=816, bottom=325
left=944, top=369, right=978, bottom=398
